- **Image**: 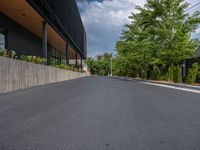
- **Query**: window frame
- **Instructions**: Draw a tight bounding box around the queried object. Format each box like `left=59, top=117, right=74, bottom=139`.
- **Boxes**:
left=0, top=29, right=7, bottom=50
left=49, top=47, right=66, bottom=65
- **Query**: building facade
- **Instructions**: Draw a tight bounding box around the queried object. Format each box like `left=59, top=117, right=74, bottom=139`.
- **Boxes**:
left=0, top=0, right=86, bottom=66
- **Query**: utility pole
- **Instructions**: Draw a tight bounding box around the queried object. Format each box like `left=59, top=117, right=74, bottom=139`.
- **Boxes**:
left=110, top=56, right=113, bottom=77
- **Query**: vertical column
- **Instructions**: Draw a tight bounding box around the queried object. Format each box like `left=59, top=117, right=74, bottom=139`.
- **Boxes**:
left=42, top=21, right=48, bottom=63
left=5, top=30, right=8, bottom=49
left=110, top=57, right=113, bottom=77
left=182, top=60, right=186, bottom=82
left=75, top=52, right=78, bottom=68
left=59, top=51, right=62, bottom=64
left=80, top=57, right=83, bottom=70
left=66, top=43, right=69, bottom=65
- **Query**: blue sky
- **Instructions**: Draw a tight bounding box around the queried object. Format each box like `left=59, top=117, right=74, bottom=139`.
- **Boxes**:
left=77, top=0, right=200, bottom=57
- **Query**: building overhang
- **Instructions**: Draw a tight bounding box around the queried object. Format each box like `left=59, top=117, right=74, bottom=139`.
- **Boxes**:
left=0, top=0, right=76, bottom=58
left=27, top=0, right=87, bottom=59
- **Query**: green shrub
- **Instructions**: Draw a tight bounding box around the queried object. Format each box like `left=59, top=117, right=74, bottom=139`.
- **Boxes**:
left=0, top=49, right=17, bottom=59
left=36, top=58, right=46, bottom=64
left=52, top=64, right=85, bottom=72
left=20, top=55, right=26, bottom=61
left=198, top=72, right=200, bottom=78
left=51, top=64, right=73, bottom=71
left=186, top=63, right=199, bottom=84
left=0, top=49, right=8, bottom=57
left=58, top=64, right=72, bottom=70
left=173, top=65, right=182, bottom=83
left=159, top=65, right=166, bottom=80
left=151, top=65, right=160, bottom=80
left=20, top=55, right=46, bottom=64
left=166, top=66, right=173, bottom=81
left=73, top=68, right=80, bottom=72
left=10, top=50, right=17, bottom=59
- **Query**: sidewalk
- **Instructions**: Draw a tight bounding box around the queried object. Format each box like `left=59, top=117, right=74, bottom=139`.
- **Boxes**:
left=115, top=76, right=200, bottom=91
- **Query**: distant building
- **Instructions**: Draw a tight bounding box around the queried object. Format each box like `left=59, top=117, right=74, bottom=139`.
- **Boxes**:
left=0, top=0, right=87, bottom=66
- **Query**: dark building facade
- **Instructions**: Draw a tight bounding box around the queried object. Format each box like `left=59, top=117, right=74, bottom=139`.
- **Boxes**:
left=0, top=0, right=86, bottom=66
left=0, top=12, right=42, bottom=57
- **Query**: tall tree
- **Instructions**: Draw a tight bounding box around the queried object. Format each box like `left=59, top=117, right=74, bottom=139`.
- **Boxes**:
left=115, top=0, right=200, bottom=79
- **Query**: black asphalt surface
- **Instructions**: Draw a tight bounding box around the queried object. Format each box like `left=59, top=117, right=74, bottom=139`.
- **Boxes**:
left=0, top=76, right=200, bottom=150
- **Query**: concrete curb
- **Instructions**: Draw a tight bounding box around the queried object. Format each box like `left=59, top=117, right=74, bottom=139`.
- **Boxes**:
left=113, top=76, right=200, bottom=91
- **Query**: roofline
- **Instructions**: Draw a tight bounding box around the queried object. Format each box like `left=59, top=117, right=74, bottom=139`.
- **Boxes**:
left=26, top=0, right=86, bottom=59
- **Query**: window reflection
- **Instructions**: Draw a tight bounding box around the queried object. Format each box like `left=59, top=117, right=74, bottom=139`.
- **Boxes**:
left=0, top=32, right=5, bottom=51
left=50, top=47, right=66, bottom=65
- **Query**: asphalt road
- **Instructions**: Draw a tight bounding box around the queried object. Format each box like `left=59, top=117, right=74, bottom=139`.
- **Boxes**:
left=0, top=76, right=200, bottom=150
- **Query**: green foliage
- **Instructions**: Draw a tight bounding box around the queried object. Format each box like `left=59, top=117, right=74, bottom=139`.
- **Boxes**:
left=151, top=65, right=160, bottom=80
left=51, top=64, right=85, bottom=73
left=0, top=49, right=17, bottom=59
left=166, top=66, right=174, bottom=81
left=186, top=63, right=199, bottom=84
left=73, top=68, right=80, bottom=72
left=85, top=57, right=96, bottom=74
left=20, top=55, right=46, bottom=64
left=172, top=65, right=182, bottom=83
left=52, top=64, right=72, bottom=70
left=113, top=0, right=200, bottom=81
left=0, top=49, right=84, bottom=73
left=85, top=53, right=112, bottom=76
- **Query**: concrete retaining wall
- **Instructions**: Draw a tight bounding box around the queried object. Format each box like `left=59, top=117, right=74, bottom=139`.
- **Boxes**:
left=0, top=56, right=89, bottom=93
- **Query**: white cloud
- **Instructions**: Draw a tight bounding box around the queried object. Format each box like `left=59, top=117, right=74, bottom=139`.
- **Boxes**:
left=78, top=0, right=200, bottom=57
left=186, top=0, right=199, bottom=5
left=192, top=26, right=200, bottom=39
left=78, top=0, right=146, bottom=57
left=185, top=0, right=200, bottom=39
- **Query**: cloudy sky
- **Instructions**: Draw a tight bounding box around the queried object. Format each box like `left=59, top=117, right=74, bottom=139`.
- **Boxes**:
left=77, top=0, right=200, bottom=57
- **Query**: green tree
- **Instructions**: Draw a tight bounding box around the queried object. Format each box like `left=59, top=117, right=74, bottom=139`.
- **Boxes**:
left=114, top=0, right=200, bottom=81
left=85, top=53, right=112, bottom=76
left=151, top=65, right=161, bottom=80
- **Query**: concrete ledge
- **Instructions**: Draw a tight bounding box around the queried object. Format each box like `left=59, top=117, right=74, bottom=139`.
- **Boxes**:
left=0, top=56, right=90, bottom=93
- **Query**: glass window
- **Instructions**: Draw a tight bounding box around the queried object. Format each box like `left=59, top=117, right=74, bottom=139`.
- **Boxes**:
left=0, top=32, right=5, bottom=51
left=50, top=48, right=60, bottom=65
left=49, top=47, right=66, bottom=65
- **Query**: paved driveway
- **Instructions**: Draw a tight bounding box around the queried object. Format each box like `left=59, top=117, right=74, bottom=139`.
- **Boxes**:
left=0, top=77, right=200, bottom=150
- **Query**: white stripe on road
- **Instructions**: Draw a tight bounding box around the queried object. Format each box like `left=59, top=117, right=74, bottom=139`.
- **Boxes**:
left=141, top=82, right=200, bottom=94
